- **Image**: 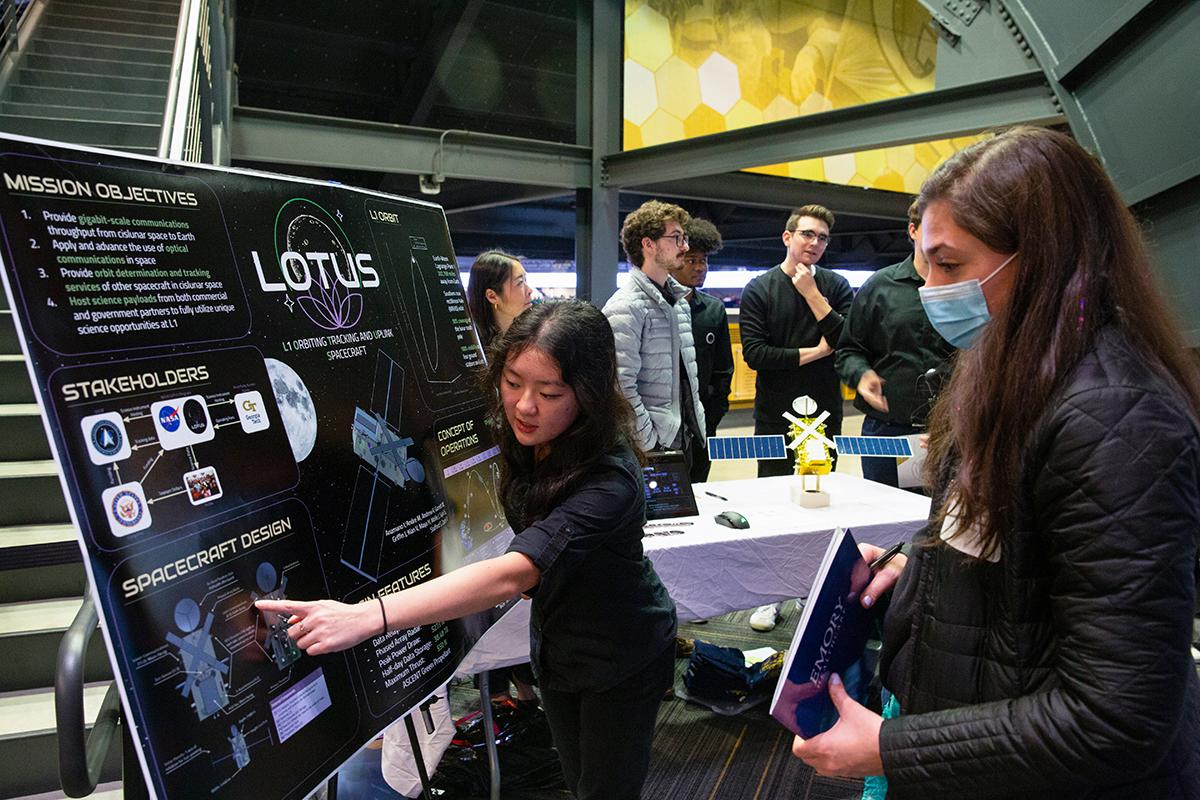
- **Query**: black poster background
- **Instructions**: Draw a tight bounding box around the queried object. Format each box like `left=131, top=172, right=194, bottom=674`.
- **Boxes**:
left=0, top=135, right=515, bottom=800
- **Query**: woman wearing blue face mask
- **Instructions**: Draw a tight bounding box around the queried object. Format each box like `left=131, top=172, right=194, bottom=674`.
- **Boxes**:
left=792, top=126, right=1200, bottom=798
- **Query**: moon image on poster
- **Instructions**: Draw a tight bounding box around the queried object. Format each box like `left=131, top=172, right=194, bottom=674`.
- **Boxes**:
left=265, top=357, right=317, bottom=463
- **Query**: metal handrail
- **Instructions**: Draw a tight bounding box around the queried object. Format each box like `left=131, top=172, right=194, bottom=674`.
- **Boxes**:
left=55, top=591, right=122, bottom=798
left=0, top=0, right=34, bottom=62
left=159, top=0, right=203, bottom=158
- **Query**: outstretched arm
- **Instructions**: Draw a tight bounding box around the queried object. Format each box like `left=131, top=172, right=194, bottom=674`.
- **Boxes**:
left=256, top=552, right=540, bottom=656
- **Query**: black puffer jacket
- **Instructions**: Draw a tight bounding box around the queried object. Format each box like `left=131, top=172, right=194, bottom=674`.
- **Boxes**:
left=879, top=328, right=1200, bottom=798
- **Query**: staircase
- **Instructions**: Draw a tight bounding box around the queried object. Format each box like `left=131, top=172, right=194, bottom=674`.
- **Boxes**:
left=0, top=293, right=122, bottom=798
left=0, top=0, right=181, bottom=156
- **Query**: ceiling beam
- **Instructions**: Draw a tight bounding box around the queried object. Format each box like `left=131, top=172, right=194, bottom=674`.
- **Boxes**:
left=231, top=106, right=592, bottom=188
left=602, top=71, right=1063, bottom=188
left=625, top=172, right=913, bottom=220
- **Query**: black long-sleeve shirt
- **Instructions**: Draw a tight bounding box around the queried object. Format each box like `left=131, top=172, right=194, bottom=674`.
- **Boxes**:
left=688, top=290, right=734, bottom=435
left=835, top=255, right=955, bottom=427
left=505, top=444, right=677, bottom=692
left=739, top=264, right=852, bottom=424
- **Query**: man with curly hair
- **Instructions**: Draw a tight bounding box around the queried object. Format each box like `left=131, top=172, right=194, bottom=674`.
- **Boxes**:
left=603, top=200, right=706, bottom=473
left=666, top=217, right=734, bottom=482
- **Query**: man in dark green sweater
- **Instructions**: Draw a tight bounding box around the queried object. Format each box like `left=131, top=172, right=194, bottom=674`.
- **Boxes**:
left=835, top=201, right=954, bottom=488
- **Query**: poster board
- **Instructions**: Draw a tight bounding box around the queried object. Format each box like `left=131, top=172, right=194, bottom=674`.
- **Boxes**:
left=0, top=134, right=514, bottom=800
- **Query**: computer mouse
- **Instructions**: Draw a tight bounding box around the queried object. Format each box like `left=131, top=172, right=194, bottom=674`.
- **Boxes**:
left=714, top=510, right=749, bottom=530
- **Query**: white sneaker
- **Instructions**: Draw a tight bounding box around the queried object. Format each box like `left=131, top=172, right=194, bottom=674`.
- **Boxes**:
left=750, top=603, right=781, bottom=632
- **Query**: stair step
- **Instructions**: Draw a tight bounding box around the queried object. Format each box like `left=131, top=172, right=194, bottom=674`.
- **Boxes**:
left=28, top=37, right=173, bottom=66
left=0, top=597, right=81, bottom=636
left=1, top=100, right=162, bottom=125
left=43, top=11, right=177, bottom=39
left=0, top=523, right=77, bottom=551
left=0, top=597, right=111, bottom=692
left=9, top=781, right=125, bottom=800
left=0, top=115, right=161, bottom=150
left=0, top=560, right=86, bottom=604
left=0, top=404, right=51, bottom=461
left=56, top=0, right=183, bottom=16
left=5, top=84, right=165, bottom=113
left=0, top=356, right=35, bottom=404
left=0, top=683, right=122, bottom=797
left=0, top=683, right=111, bottom=739
left=11, top=68, right=169, bottom=95
left=37, top=24, right=175, bottom=53
left=1, top=310, right=19, bottom=353
left=20, top=52, right=171, bottom=81
left=0, top=460, right=70, bottom=527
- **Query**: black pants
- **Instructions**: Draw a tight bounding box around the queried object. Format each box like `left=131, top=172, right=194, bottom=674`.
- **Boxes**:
left=754, top=415, right=841, bottom=477
left=859, top=416, right=920, bottom=489
left=539, top=641, right=674, bottom=800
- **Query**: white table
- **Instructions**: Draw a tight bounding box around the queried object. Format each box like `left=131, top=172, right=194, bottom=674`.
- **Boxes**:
left=456, top=472, right=930, bottom=674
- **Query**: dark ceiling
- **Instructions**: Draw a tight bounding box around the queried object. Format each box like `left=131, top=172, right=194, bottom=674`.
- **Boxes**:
left=232, top=1, right=914, bottom=271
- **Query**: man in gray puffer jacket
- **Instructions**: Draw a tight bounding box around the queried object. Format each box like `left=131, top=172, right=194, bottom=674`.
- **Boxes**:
left=602, top=200, right=706, bottom=468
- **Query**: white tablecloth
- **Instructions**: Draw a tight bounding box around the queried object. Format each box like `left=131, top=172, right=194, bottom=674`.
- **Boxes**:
left=456, top=472, right=930, bottom=675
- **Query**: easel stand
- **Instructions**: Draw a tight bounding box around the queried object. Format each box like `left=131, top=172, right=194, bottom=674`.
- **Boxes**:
left=402, top=694, right=443, bottom=800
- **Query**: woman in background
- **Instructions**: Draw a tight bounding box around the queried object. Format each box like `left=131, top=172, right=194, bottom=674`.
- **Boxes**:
left=793, top=126, right=1200, bottom=798
left=465, top=248, right=540, bottom=711
left=466, top=249, right=533, bottom=347
left=259, top=301, right=676, bottom=800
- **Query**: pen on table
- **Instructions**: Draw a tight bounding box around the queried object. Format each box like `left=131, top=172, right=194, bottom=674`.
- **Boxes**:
left=869, top=542, right=906, bottom=570
left=703, top=490, right=728, bottom=501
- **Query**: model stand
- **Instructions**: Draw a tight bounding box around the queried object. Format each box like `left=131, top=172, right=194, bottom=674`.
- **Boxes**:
left=785, top=396, right=834, bottom=508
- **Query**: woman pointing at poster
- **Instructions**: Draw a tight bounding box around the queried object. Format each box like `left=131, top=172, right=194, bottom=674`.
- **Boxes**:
left=257, top=300, right=676, bottom=800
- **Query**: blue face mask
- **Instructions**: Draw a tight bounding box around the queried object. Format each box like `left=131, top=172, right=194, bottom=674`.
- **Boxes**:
left=918, top=252, right=1018, bottom=349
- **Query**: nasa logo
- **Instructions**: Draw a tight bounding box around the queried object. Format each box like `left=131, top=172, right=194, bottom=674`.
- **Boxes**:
left=158, top=405, right=181, bottom=432
left=111, top=490, right=144, bottom=527
left=90, top=419, right=123, bottom=457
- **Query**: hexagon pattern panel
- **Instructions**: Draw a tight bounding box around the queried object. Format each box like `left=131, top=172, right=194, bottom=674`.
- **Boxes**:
left=623, top=0, right=987, bottom=191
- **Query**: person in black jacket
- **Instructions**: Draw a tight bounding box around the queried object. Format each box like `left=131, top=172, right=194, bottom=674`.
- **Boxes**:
left=259, top=301, right=677, bottom=800
left=668, top=217, right=734, bottom=482
left=792, top=127, right=1200, bottom=799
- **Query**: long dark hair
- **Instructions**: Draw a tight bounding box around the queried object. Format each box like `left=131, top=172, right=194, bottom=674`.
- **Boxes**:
left=483, top=300, right=643, bottom=528
left=466, top=249, right=520, bottom=347
left=923, top=126, right=1200, bottom=558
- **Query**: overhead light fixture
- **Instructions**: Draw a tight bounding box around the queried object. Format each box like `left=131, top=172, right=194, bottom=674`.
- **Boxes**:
left=418, top=174, right=443, bottom=195
left=420, top=128, right=469, bottom=196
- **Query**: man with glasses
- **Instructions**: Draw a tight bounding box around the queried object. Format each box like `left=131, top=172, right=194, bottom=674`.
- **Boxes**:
left=604, top=200, right=706, bottom=473
left=836, top=200, right=954, bottom=488
left=740, top=204, right=852, bottom=631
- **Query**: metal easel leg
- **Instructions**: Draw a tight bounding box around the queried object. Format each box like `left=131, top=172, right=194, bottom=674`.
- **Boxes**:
left=477, top=671, right=501, bottom=800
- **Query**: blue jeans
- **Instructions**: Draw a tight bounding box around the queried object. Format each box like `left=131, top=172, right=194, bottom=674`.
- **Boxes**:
left=859, top=416, right=920, bottom=488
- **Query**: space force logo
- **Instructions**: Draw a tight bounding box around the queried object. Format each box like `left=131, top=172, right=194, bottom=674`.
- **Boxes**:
left=91, top=419, right=123, bottom=456
left=79, top=412, right=131, bottom=465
